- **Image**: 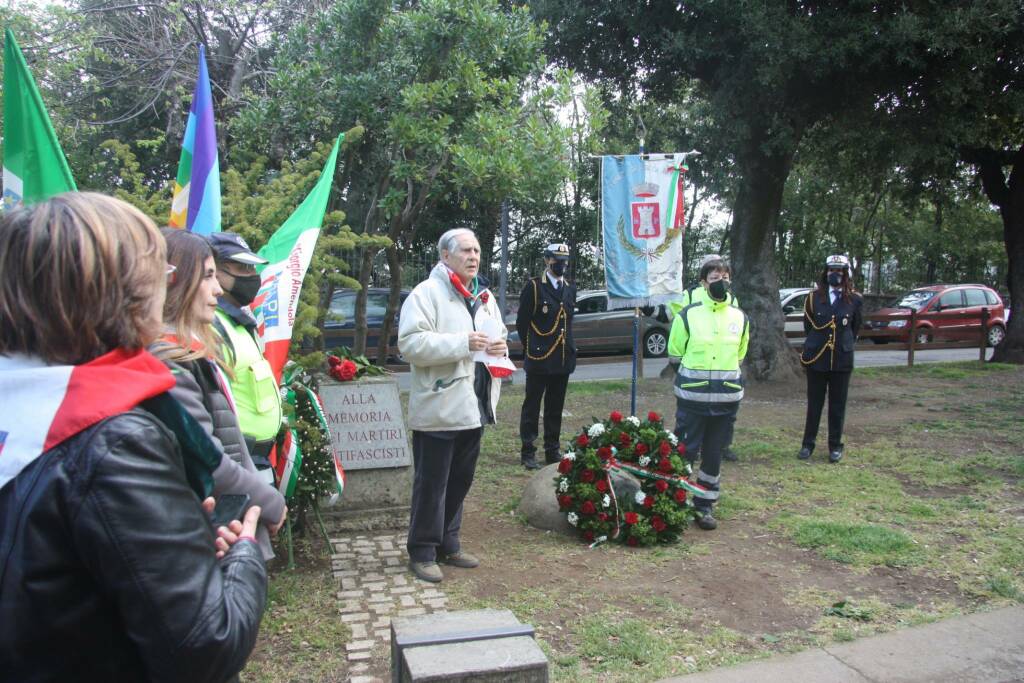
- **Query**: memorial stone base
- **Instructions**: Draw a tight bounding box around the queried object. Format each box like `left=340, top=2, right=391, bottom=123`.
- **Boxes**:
left=320, top=375, right=413, bottom=531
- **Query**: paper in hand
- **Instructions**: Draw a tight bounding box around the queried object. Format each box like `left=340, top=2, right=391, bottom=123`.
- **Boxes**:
left=474, top=317, right=515, bottom=378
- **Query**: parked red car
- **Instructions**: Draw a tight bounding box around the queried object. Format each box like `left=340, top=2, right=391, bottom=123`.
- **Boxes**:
left=863, top=284, right=1006, bottom=346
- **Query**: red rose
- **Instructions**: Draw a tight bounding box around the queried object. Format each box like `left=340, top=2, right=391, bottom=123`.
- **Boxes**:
left=652, top=515, right=667, bottom=532
left=577, top=434, right=590, bottom=447
left=598, top=512, right=609, bottom=522
left=583, top=530, right=594, bottom=542
left=338, top=359, right=358, bottom=381
left=635, top=443, right=649, bottom=456
left=626, top=536, right=639, bottom=547
left=580, top=469, right=596, bottom=483
left=659, top=441, right=672, bottom=456
left=674, top=489, right=687, bottom=504
left=619, top=433, right=631, bottom=446
left=597, top=446, right=612, bottom=461
left=655, top=480, right=669, bottom=493
left=480, top=291, right=489, bottom=304
left=648, top=411, right=661, bottom=422
left=643, top=495, right=654, bottom=509
left=558, top=495, right=573, bottom=509
left=596, top=479, right=608, bottom=493
left=659, top=458, right=673, bottom=473
left=327, top=355, right=342, bottom=368
left=610, top=410, right=623, bottom=423
left=677, top=443, right=687, bottom=456
left=581, top=500, right=596, bottom=515
left=624, top=512, right=639, bottom=525
left=558, top=459, right=573, bottom=474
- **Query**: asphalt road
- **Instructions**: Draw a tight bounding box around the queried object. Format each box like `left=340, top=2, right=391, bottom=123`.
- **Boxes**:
left=392, top=347, right=993, bottom=391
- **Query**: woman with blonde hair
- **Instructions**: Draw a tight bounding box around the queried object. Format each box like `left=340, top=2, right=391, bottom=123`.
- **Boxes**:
left=0, top=193, right=266, bottom=681
left=152, top=227, right=287, bottom=560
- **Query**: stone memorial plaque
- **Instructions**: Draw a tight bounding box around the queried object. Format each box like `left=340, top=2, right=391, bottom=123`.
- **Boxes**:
left=320, top=377, right=411, bottom=471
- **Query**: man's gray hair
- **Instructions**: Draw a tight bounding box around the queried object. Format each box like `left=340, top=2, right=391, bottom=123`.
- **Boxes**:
left=437, top=228, right=476, bottom=259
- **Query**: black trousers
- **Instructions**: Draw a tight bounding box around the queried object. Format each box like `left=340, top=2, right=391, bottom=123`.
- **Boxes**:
left=675, top=404, right=736, bottom=512
left=802, top=370, right=852, bottom=453
left=407, top=428, right=482, bottom=563
left=519, top=372, right=570, bottom=462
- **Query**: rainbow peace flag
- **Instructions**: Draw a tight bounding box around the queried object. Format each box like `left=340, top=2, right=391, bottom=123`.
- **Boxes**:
left=169, top=45, right=220, bottom=234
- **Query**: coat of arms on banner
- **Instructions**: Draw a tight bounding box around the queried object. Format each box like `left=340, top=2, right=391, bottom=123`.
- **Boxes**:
left=601, top=154, right=688, bottom=309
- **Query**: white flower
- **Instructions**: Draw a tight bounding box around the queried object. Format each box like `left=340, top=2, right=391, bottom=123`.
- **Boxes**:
left=588, top=423, right=605, bottom=438
left=563, top=451, right=576, bottom=461
left=603, top=494, right=611, bottom=508
left=558, top=478, right=569, bottom=493
left=626, top=415, right=641, bottom=427
left=567, top=512, right=579, bottom=526
left=634, top=491, right=647, bottom=505
left=639, top=455, right=651, bottom=467
left=665, top=431, right=678, bottom=445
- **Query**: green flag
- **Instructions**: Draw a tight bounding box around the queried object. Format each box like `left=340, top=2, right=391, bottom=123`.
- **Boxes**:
left=3, top=28, right=76, bottom=210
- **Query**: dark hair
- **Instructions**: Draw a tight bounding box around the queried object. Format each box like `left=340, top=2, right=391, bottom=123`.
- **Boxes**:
left=814, top=266, right=856, bottom=304
left=699, top=258, right=730, bottom=282
left=153, top=228, right=224, bottom=365
left=0, top=192, right=165, bottom=364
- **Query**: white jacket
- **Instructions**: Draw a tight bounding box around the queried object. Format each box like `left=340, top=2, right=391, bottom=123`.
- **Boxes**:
left=398, top=263, right=506, bottom=432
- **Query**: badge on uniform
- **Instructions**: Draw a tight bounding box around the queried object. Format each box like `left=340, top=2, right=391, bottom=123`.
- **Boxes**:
left=542, top=304, right=549, bottom=314
left=842, top=316, right=849, bottom=326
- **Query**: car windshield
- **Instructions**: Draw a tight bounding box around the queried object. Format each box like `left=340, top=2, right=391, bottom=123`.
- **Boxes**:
left=897, top=291, right=935, bottom=310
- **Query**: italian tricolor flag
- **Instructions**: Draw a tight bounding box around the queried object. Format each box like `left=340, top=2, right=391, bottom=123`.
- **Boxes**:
left=251, top=134, right=343, bottom=381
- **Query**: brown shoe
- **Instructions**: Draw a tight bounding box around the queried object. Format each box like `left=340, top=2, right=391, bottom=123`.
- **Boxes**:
left=440, top=551, right=480, bottom=568
left=409, top=561, right=443, bottom=583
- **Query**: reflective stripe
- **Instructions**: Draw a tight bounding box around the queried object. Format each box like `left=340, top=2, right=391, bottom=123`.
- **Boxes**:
left=697, top=470, right=720, bottom=484
left=678, top=367, right=741, bottom=381
left=680, top=380, right=709, bottom=389
left=674, top=387, right=744, bottom=402
left=694, top=488, right=719, bottom=500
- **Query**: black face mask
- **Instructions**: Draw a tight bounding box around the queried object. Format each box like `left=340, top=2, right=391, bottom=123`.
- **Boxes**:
left=708, top=279, right=729, bottom=302
left=827, top=272, right=843, bottom=287
left=550, top=261, right=567, bottom=277
left=228, top=273, right=262, bottom=306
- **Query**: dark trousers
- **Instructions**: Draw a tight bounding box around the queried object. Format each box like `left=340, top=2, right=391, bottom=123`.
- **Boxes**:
left=675, top=404, right=735, bottom=512
left=519, top=372, right=570, bottom=462
left=407, top=428, right=482, bottom=563
left=802, top=370, right=852, bottom=453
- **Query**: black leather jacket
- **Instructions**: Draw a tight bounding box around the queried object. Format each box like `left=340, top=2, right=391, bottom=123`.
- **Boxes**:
left=0, top=407, right=267, bottom=683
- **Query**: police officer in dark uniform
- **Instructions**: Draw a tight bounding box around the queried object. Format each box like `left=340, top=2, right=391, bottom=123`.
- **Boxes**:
left=517, top=243, right=577, bottom=470
left=798, top=254, right=863, bottom=463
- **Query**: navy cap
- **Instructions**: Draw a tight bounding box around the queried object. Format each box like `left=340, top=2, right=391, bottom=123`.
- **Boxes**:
left=544, top=243, right=570, bottom=261
left=207, top=232, right=268, bottom=265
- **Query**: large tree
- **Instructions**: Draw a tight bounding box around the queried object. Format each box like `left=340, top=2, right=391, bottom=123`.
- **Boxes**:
left=533, top=1, right=1014, bottom=378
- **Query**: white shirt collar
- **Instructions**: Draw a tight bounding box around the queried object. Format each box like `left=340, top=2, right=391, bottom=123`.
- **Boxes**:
left=546, top=271, right=562, bottom=288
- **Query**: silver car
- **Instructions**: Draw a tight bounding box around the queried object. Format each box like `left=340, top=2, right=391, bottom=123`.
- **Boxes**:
left=506, top=289, right=672, bottom=358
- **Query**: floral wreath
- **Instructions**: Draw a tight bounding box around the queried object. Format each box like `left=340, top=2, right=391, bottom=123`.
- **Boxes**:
left=555, top=411, right=705, bottom=546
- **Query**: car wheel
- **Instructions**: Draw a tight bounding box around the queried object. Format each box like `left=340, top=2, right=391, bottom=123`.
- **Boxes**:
left=987, top=324, right=1006, bottom=347
left=915, top=330, right=932, bottom=345
left=643, top=329, right=668, bottom=358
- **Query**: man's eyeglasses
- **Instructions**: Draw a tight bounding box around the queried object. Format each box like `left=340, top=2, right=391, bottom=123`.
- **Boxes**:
left=166, top=264, right=177, bottom=284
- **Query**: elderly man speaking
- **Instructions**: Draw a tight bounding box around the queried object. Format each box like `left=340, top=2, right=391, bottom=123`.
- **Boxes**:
left=398, top=228, right=508, bottom=583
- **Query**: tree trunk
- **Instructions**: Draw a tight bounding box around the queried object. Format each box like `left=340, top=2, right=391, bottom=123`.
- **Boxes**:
left=971, top=145, right=1024, bottom=364
left=730, top=137, right=802, bottom=381
left=352, top=250, right=374, bottom=356
left=376, top=243, right=404, bottom=364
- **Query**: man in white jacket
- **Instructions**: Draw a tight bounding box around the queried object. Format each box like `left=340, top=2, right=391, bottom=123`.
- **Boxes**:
left=398, top=228, right=508, bottom=583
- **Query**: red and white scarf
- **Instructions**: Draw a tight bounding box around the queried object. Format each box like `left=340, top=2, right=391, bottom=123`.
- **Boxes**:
left=0, top=348, right=175, bottom=490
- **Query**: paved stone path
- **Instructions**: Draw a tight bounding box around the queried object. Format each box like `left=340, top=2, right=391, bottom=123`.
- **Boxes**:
left=331, top=532, right=449, bottom=683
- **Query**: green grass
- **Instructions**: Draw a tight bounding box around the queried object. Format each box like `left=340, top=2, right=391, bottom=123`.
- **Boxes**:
left=780, top=517, right=921, bottom=567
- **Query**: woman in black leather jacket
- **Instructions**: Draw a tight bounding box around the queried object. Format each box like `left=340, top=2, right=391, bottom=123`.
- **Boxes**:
left=0, top=193, right=267, bottom=682
left=152, top=228, right=287, bottom=560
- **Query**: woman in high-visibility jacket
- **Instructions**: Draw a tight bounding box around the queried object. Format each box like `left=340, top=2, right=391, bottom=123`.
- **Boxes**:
left=667, top=258, right=749, bottom=530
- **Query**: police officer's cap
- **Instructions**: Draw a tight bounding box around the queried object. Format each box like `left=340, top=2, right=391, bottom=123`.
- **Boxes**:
left=544, top=243, right=570, bottom=261
left=207, top=232, right=269, bottom=266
